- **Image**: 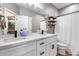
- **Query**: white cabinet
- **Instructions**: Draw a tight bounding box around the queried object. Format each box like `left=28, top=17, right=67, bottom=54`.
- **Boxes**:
left=23, top=49, right=36, bottom=56
left=36, top=35, right=57, bottom=56
left=0, top=41, right=36, bottom=56
left=36, top=39, right=46, bottom=56
left=46, top=36, right=57, bottom=56
left=0, top=35, right=57, bottom=56
left=46, top=42, right=57, bottom=56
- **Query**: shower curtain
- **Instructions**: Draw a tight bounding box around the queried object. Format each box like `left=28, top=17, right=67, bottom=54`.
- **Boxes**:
left=56, top=12, right=79, bottom=54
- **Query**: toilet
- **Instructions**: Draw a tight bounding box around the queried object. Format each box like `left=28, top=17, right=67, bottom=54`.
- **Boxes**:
left=57, top=42, right=69, bottom=55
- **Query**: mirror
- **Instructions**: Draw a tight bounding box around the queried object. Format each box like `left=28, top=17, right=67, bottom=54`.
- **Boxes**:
left=40, top=20, right=47, bottom=31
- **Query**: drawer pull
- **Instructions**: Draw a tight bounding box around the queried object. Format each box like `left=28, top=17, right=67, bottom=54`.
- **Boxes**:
left=40, top=42, right=44, bottom=45
left=40, top=51, right=45, bottom=55
left=52, top=45, right=54, bottom=49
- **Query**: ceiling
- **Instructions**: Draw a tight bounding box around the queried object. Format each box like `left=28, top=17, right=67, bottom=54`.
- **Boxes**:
left=16, top=3, right=46, bottom=16
left=52, top=3, right=72, bottom=9
left=16, top=3, right=73, bottom=15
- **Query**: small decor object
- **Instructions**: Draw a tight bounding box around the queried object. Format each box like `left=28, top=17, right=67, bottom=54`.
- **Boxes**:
left=0, top=15, right=6, bottom=35
left=20, top=29, right=28, bottom=37
left=8, top=16, right=15, bottom=20
left=1, top=19, right=6, bottom=29
left=0, top=16, right=6, bottom=29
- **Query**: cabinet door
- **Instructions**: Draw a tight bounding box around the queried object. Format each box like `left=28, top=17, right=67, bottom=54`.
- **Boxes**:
left=45, top=36, right=57, bottom=56
left=0, top=41, right=36, bottom=56
left=46, top=43, right=57, bottom=56
left=23, top=50, right=36, bottom=56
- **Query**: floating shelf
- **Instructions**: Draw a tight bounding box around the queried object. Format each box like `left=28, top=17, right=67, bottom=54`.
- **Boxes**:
left=48, top=16, right=56, bottom=19
left=48, top=20, right=56, bottom=23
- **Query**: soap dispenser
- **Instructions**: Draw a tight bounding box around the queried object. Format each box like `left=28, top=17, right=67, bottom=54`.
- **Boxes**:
left=41, top=30, right=44, bottom=35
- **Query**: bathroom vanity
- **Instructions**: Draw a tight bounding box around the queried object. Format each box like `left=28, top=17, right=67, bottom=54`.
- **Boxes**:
left=0, top=33, right=57, bottom=56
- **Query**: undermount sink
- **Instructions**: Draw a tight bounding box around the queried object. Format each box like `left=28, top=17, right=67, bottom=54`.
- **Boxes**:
left=0, top=38, right=13, bottom=42
left=0, top=36, right=27, bottom=43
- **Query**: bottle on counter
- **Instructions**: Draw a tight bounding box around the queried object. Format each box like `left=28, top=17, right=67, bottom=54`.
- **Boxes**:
left=14, top=30, right=17, bottom=38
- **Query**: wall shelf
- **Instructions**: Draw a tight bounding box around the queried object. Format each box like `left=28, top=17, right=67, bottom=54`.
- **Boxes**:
left=47, top=16, right=56, bottom=27
left=46, top=16, right=56, bottom=34
left=48, top=20, right=56, bottom=23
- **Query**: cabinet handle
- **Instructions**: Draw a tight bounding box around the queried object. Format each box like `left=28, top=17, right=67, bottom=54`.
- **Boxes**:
left=40, top=51, right=45, bottom=55
left=40, top=42, right=44, bottom=45
left=52, top=45, right=54, bottom=49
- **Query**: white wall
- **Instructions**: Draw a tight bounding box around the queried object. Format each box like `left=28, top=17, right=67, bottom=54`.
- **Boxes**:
left=42, top=3, right=58, bottom=17
left=59, top=4, right=79, bottom=15
left=0, top=3, right=20, bottom=34
left=3, top=3, right=20, bottom=15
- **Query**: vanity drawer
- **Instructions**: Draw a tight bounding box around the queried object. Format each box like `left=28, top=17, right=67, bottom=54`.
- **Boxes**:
left=0, top=41, right=36, bottom=56
left=37, top=39, right=46, bottom=50
left=37, top=48, right=46, bottom=56
left=36, top=39, right=46, bottom=56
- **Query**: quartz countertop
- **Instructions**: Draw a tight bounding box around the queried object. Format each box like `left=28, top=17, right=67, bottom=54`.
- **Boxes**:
left=0, top=33, right=56, bottom=50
